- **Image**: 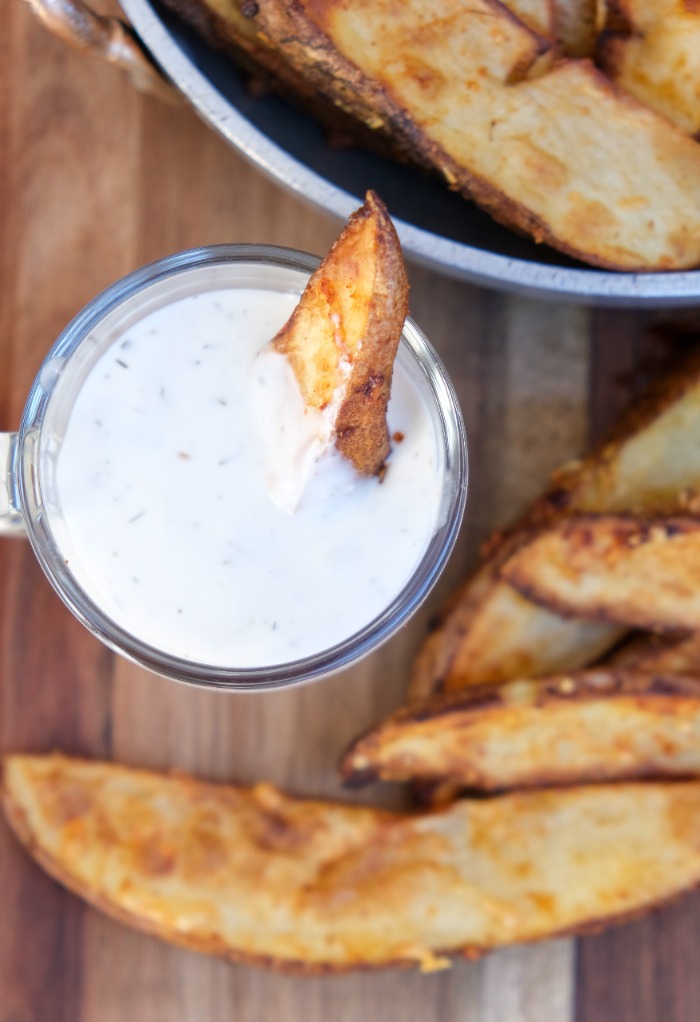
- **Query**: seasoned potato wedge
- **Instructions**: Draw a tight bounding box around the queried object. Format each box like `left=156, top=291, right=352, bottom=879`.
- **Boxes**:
left=7, top=754, right=700, bottom=969
left=272, top=190, right=408, bottom=476
left=525, top=348, right=700, bottom=523
left=343, top=670, right=700, bottom=790
left=504, top=0, right=555, bottom=38
left=162, top=0, right=700, bottom=269
left=605, top=631, right=700, bottom=676
left=256, top=0, right=700, bottom=269
left=408, top=343, right=700, bottom=694
left=408, top=547, right=621, bottom=700
left=553, top=0, right=603, bottom=56
left=502, top=515, right=700, bottom=632
left=410, top=350, right=700, bottom=699
left=598, top=0, right=700, bottom=136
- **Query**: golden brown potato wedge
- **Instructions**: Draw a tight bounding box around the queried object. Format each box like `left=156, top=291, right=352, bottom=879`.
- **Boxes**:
left=598, top=0, right=700, bottom=136
left=156, top=0, right=296, bottom=87
left=502, top=515, right=700, bottom=632
left=343, top=669, right=700, bottom=791
left=255, top=0, right=553, bottom=116
left=605, top=631, right=700, bottom=676
left=8, top=754, right=700, bottom=969
left=272, top=190, right=408, bottom=476
left=553, top=0, right=603, bottom=56
left=162, top=0, right=700, bottom=268
left=155, top=0, right=413, bottom=163
left=525, top=347, right=700, bottom=523
left=408, top=546, right=622, bottom=700
left=411, top=351, right=700, bottom=699
left=504, top=0, right=555, bottom=37
left=256, top=0, right=700, bottom=269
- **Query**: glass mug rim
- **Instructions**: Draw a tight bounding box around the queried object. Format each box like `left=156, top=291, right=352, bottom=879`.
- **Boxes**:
left=13, top=243, right=468, bottom=691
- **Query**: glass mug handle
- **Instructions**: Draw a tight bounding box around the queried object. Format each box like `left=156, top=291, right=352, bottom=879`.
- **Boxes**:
left=0, top=434, right=25, bottom=536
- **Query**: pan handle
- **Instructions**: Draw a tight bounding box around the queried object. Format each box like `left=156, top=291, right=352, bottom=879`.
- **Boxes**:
left=22, top=0, right=181, bottom=103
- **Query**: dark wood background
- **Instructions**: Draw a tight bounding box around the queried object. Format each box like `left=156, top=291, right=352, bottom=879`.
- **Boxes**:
left=3, top=3, right=700, bottom=1019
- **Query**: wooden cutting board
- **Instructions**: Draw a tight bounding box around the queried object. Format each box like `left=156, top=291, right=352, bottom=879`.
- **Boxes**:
left=2, top=3, right=700, bottom=1020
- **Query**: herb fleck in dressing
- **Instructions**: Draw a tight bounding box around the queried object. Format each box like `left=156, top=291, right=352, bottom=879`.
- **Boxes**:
left=50, top=288, right=442, bottom=667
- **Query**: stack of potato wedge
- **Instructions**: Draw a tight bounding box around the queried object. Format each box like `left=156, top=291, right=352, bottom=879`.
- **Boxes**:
left=161, top=0, right=700, bottom=270
left=343, top=347, right=700, bottom=796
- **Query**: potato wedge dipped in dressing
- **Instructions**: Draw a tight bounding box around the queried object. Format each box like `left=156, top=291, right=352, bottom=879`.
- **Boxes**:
left=8, top=754, right=700, bottom=971
left=272, top=189, right=408, bottom=477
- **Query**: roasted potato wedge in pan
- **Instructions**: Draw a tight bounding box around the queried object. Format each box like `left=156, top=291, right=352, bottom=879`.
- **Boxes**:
left=255, top=0, right=700, bottom=270
left=503, top=0, right=555, bottom=38
left=8, top=754, right=700, bottom=970
left=161, top=0, right=700, bottom=268
left=343, top=670, right=700, bottom=791
left=553, top=0, right=602, bottom=56
left=598, top=0, right=700, bottom=136
left=272, top=190, right=408, bottom=476
left=505, top=0, right=601, bottom=57
left=502, top=515, right=700, bottom=633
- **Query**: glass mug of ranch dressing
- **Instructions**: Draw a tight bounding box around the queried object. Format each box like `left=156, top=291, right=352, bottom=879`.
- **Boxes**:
left=0, top=245, right=467, bottom=690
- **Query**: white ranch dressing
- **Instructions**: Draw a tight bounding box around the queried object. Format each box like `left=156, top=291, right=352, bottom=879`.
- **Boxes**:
left=49, top=287, right=443, bottom=667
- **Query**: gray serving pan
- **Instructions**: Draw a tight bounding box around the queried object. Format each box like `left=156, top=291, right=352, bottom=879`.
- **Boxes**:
left=120, top=0, right=700, bottom=305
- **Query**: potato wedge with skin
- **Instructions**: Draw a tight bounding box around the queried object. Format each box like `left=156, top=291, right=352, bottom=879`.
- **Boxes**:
left=8, top=754, right=700, bottom=969
left=598, top=0, right=700, bottom=137
left=605, top=631, right=700, bottom=677
left=503, top=0, right=555, bottom=37
left=411, top=352, right=700, bottom=700
left=272, top=190, right=408, bottom=476
left=162, top=0, right=700, bottom=268
left=502, top=515, right=700, bottom=632
left=525, top=347, right=700, bottom=524
left=343, top=670, right=700, bottom=791
left=253, top=0, right=700, bottom=270
left=553, top=0, right=603, bottom=56
left=408, top=547, right=622, bottom=700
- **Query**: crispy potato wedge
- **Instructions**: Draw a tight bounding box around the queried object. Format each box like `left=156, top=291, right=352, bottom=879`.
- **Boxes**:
left=408, top=547, right=621, bottom=700
left=255, top=0, right=553, bottom=114
left=272, top=190, right=408, bottom=476
left=343, top=670, right=700, bottom=790
left=553, top=0, right=603, bottom=56
left=605, top=631, right=700, bottom=676
left=504, top=0, right=555, bottom=37
left=411, top=352, right=700, bottom=699
left=502, top=515, right=700, bottom=632
left=156, top=0, right=297, bottom=88
left=255, top=0, right=700, bottom=270
left=162, top=0, right=700, bottom=268
left=526, top=348, right=700, bottom=523
left=155, top=0, right=416, bottom=164
left=598, top=0, right=700, bottom=136
left=8, top=754, right=700, bottom=968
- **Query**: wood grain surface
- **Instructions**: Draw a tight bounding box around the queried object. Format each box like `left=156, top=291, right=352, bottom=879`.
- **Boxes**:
left=2, top=3, right=700, bottom=1020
